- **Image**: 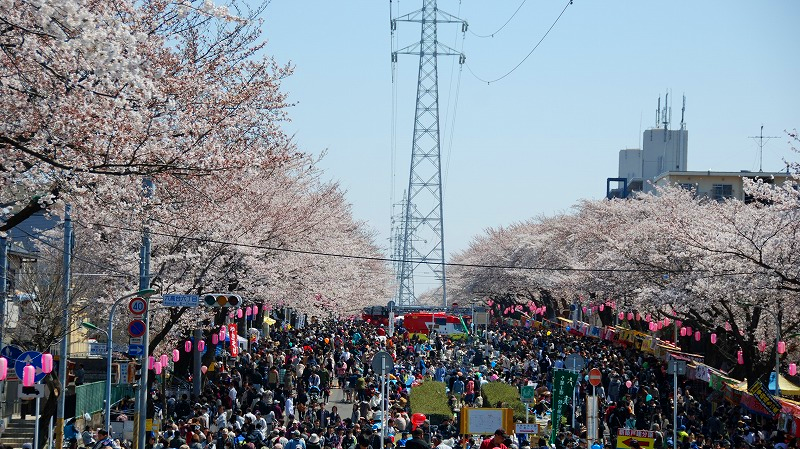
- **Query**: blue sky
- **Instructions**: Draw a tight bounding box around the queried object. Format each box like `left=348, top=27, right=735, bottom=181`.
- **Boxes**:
left=261, top=1, right=800, bottom=289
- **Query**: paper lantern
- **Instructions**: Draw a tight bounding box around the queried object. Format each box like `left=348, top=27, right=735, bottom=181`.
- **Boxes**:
left=542, top=306, right=547, bottom=313
left=737, top=350, right=744, bottom=364
left=160, top=354, right=169, bottom=367
left=674, top=320, right=682, bottom=329
left=154, top=361, right=162, bottom=375
left=42, top=353, right=53, bottom=374
left=148, top=356, right=155, bottom=370
left=198, top=340, right=205, bottom=352
left=790, top=364, right=797, bottom=376
left=636, top=313, right=641, bottom=321
left=185, top=340, right=192, bottom=352
left=172, top=349, right=180, bottom=363
left=779, top=341, right=787, bottom=354
left=658, top=322, right=664, bottom=330
left=0, top=357, right=7, bottom=380
left=599, top=304, right=605, bottom=311
left=645, top=314, right=652, bottom=322
left=246, top=306, right=252, bottom=316
left=23, top=365, right=36, bottom=387
left=711, top=334, right=717, bottom=344
left=618, top=312, right=625, bottom=320
left=680, top=327, right=687, bottom=337
left=262, top=304, right=268, bottom=312
left=582, top=307, right=587, bottom=314
left=237, top=309, right=243, bottom=319
left=625, top=380, right=632, bottom=388
left=411, top=413, right=426, bottom=431
left=694, top=331, right=701, bottom=342
left=663, top=318, right=670, bottom=326
left=201, top=365, right=208, bottom=374
left=686, top=326, right=692, bottom=335
left=212, top=334, right=219, bottom=345
left=627, top=312, right=634, bottom=321
left=758, top=341, right=767, bottom=352
left=724, top=322, right=732, bottom=332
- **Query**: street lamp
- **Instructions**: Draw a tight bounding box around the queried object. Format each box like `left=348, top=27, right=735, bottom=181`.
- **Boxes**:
left=96, top=288, right=157, bottom=433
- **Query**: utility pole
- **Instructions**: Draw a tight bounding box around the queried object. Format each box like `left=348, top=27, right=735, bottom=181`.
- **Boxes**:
left=135, top=179, right=154, bottom=449
left=56, top=205, right=73, bottom=449
left=0, top=234, right=7, bottom=422
left=393, top=0, right=466, bottom=308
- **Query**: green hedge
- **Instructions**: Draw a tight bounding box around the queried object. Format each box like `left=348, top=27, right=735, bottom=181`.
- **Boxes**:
left=409, top=381, right=453, bottom=425
left=481, top=381, right=526, bottom=421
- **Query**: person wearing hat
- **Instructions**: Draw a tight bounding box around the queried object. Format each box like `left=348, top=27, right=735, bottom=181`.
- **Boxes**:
left=479, top=429, right=508, bottom=449
left=93, top=429, right=121, bottom=449
left=285, top=430, right=306, bottom=449
left=307, top=434, right=322, bottom=449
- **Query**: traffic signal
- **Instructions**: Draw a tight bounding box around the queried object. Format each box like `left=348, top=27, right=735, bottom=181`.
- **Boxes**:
left=202, top=293, right=241, bottom=308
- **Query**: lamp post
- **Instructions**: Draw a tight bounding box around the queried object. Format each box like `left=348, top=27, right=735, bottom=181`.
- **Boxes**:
left=86, top=288, right=156, bottom=433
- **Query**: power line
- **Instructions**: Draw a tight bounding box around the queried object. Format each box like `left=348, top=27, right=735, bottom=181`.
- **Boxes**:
left=86, top=220, right=744, bottom=275
left=466, top=0, right=572, bottom=84
left=469, top=0, right=528, bottom=38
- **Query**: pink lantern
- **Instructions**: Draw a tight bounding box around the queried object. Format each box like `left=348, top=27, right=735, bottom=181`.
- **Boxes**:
left=160, top=354, right=169, bottom=367
left=0, top=357, right=6, bottom=380
left=758, top=341, right=767, bottom=352
left=645, top=314, right=652, bottom=322
left=201, top=365, right=208, bottom=374
left=220, top=326, right=227, bottom=336
left=246, top=306, right=252, bottom=316
left=618, top=312, right=625, bottom=320
left=658, top=322, right=664, bottom=330
left=212, top=334, right=219, bottom=345
left=636, top=313, right=641, bottom=321
left=724, top=322, right=732, bottom=332
left=790, top=364, right=797, bottom=376
left=599, top=304, right=605, bottom=312
left=198, top=340, right=206, bottom=352
left=237, top=309, right=243, bottom=319
left=680, top=327, right=687, bottom=337
left=663, top=318, right=670, bottom=326
left=674, top=320, right=682, bottom=329
left=148, top=356, right=155, bottom=370
left=154, top=361, right=162, bottom=375
left=686, top=326, right=692, bottom=335
left=694, top=331, right=701, bottom=342
left=582, top=307, right=587, bottom=314
left=542, top=306, right=547, bottom=313
left=185, top=340, right=192, bottom=353
left=219, top=329, right=226, bottom=341
left=711, top=333, right=717, bottom=344
left=737, top=350, right=744, bottom=364
left=778, top=341, right=787, bottom=354
left=172, top=349, right=180, bottom=363
left=262, top=304, right=267, bottom=312
left=23, top=365, right=35, bottom=387
left=42, top=353, right=53, bottom=374
left=627, top=312, right=634, bottom=321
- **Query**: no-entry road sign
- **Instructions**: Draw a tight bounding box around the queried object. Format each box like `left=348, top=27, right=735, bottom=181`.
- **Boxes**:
left=589, top=368, right=602, bottom=387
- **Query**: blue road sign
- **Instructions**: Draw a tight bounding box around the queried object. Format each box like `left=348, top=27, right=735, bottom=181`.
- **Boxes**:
left=128, top=320, right=146, bottom=338
left=1, top=345, right=24, bottom=363
left=14, top=351, right=46, bottom=383
left=162, top=294, right=199, bottom=307
left=128, top=344, right=145, bottom=356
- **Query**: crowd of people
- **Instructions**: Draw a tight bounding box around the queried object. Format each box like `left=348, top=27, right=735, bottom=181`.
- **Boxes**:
left=65, top=313, right=797, bottom=449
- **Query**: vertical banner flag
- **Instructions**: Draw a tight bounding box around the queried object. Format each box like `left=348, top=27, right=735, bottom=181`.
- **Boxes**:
left=229, top=323, right=239, bottom=357
left=551, top=370, right=579, bottom=443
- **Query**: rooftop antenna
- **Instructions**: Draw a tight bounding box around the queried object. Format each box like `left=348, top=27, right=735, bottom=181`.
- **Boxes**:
left=680, top=95, right=686, bottom=130
left=655, top=95, right=661, bottom=128
left=748, top=125, right=779, bottom=172
left=662, top=90, right=670, bottom=141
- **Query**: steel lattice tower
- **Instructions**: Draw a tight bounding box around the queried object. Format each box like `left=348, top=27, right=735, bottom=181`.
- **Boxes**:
left=392, top=1, right=466, bottom=307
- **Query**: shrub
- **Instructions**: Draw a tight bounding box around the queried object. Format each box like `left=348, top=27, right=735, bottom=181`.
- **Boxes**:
left=481, top=381, right=526, bottom=421
left=409, top=381, right=453, bottom=425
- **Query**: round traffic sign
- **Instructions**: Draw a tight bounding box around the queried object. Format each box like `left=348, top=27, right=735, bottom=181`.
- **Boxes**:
left=128, top=320, right=146, bottom=338
left=129, top=297, right=147, bottom=315
left=589, top=368, right=602, bottom=387
left=371, top=351, right=393, bottom=375
left=14, top=351, right=46, bottom=383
